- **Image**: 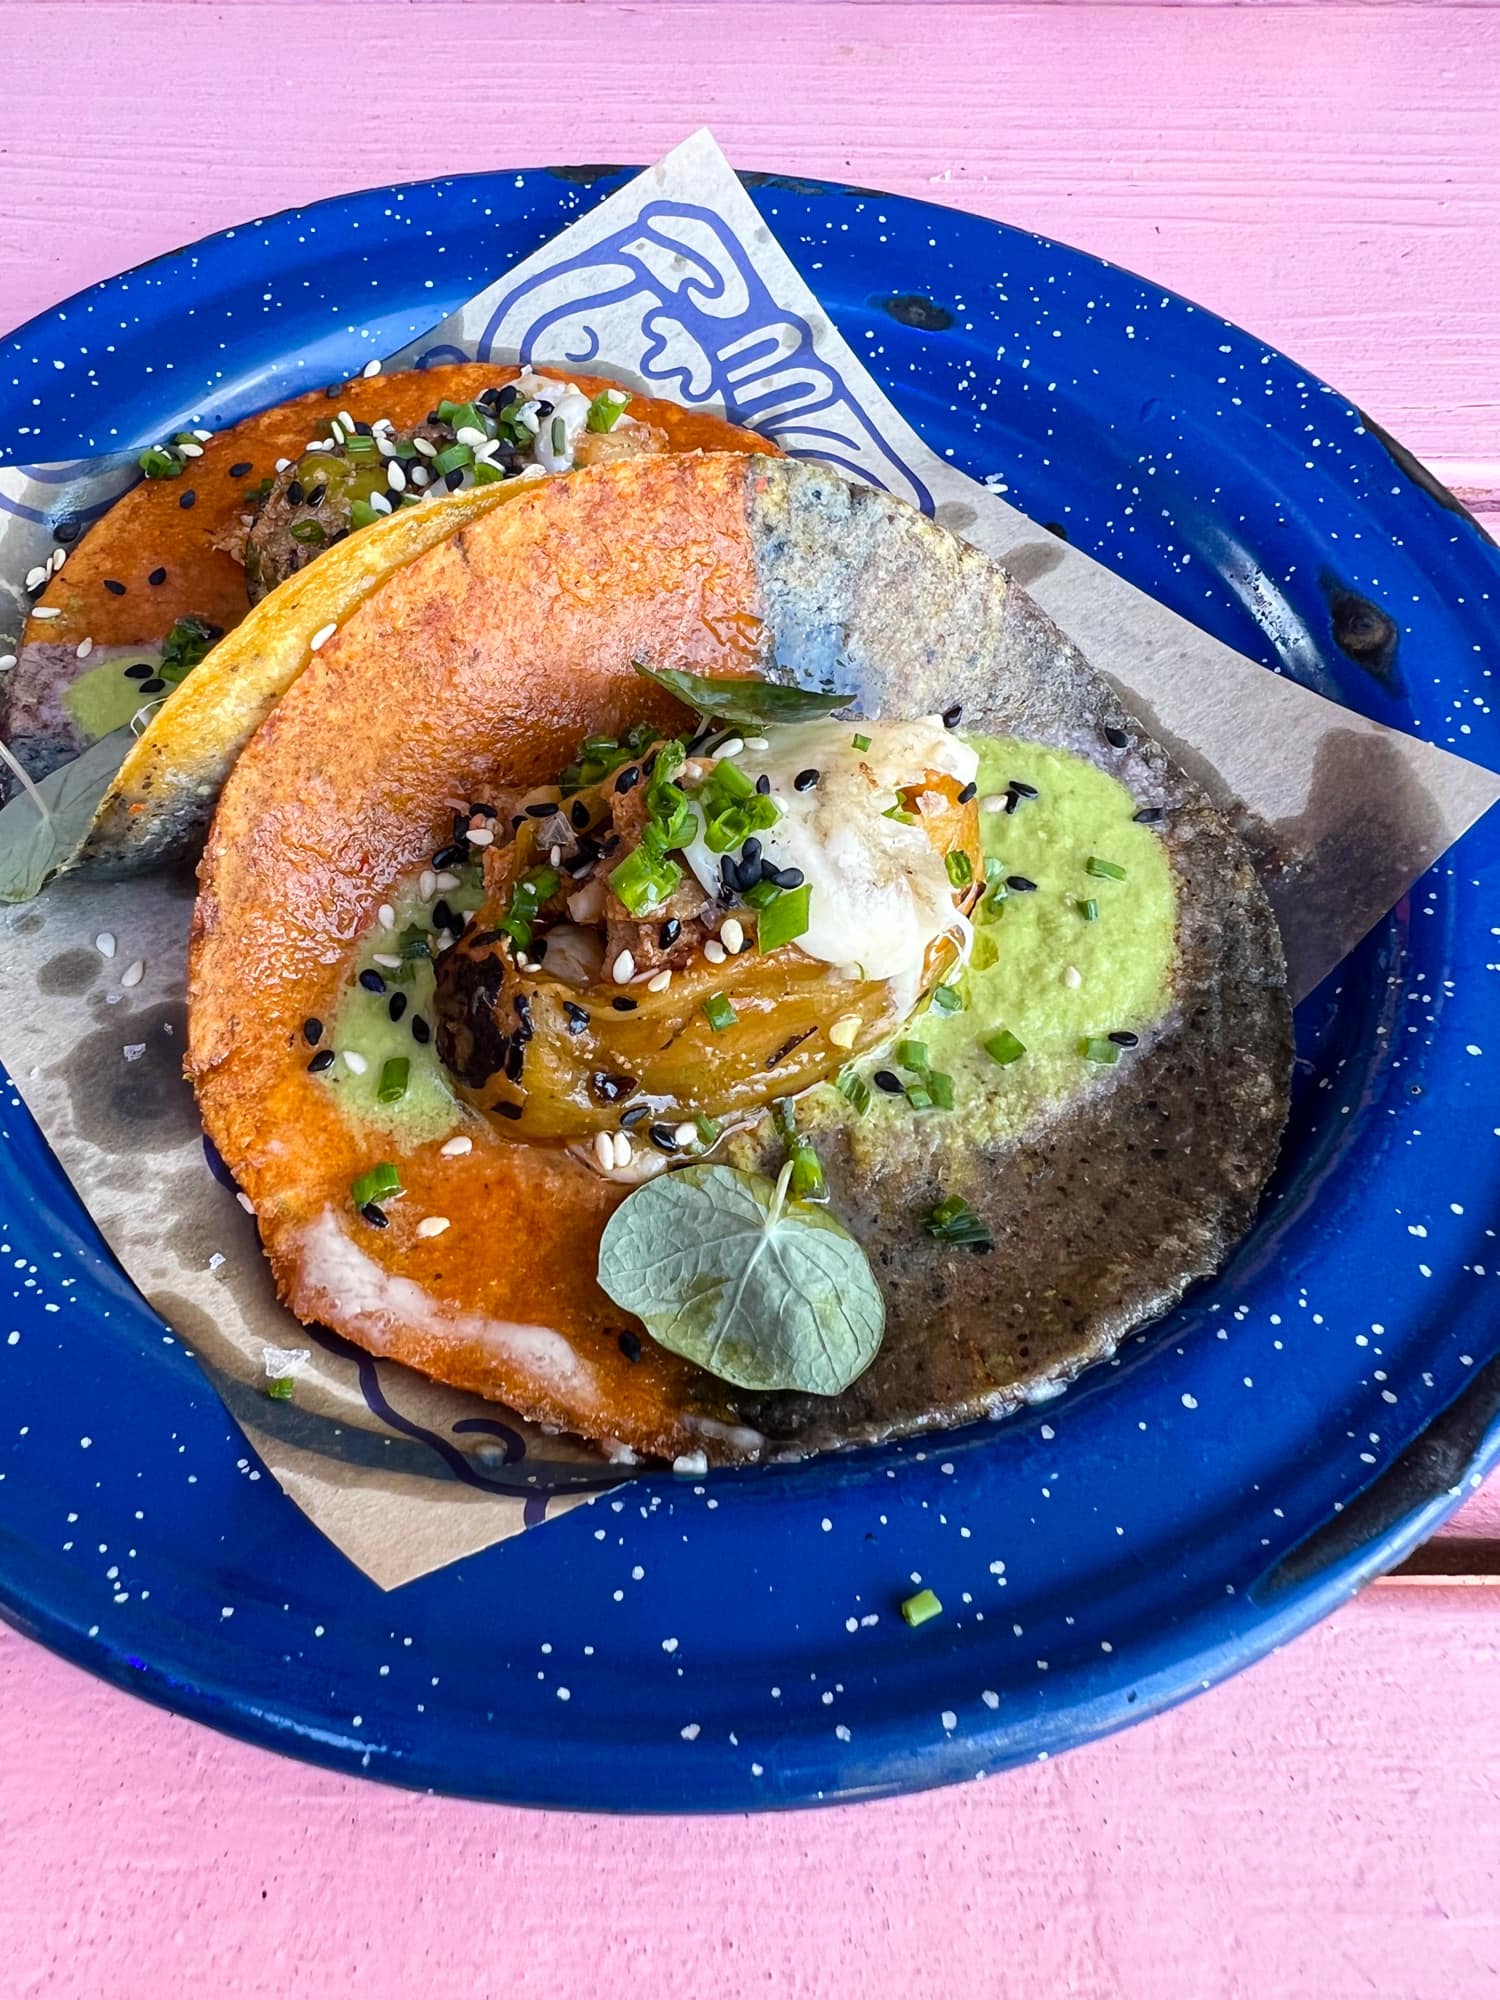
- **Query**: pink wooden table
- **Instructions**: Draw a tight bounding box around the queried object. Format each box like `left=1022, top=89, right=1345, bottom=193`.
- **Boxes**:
left=4, top=4, right=1499, bottom=1993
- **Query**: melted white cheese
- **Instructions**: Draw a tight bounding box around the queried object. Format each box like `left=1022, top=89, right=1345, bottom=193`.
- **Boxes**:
left=680, top=716, right=978, bottom=1013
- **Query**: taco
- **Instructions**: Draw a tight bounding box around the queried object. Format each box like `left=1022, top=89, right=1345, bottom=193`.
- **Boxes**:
left=0, top=363, right=774, bottom=840
left=188, top=451, right=1291, bottom=1465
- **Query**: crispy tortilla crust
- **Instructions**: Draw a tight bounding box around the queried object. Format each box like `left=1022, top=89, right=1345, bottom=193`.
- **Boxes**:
left=1, top=364, right=774, bottom=795
left=189, top=454, right=1291, bottom=1465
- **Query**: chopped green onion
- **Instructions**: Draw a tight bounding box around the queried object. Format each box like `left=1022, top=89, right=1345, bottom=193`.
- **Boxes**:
left=928, top=1071, right=955, bottom=1111
left=377, top=1057, right=410, bottom=1104
left=551, top=415, right=567, bottom=457
left=896, top=1039, right=929, bottom=1072
left=289, top=518, right=326, bottom=546
left=267, top=1376, right=295, bottom=1402
left=137, top=444, right=183, bottom=479
left=945, top=849, right=973, bottom=889
left=931, top=984, right=964, bottom=1014
left=835, top=1067, right=872, bottom=1118
left=772, top=1099, right=827, bottom=1203
left=922, top=1194, right=993, bottom=1251
left=1078, top=897, right=1100, bottom=923
left=586, top=389, right=630, bottom=433
left=901, top=1587, right=943, bottom=1627
left=398, top=924, right=431, bottom=961
left=883, top=804, right=918, bottom=826
left=756, top=882, right=811, bottom=953
left=349, top=497, right=381, bottom=529
left=431, top=442, right=474, bottom=476
left=851, top=733, right=872, bottom=752
left=694, top=1114, right=721, bottom=1148
left=1086, top=855, right=1127, bottom=881
left=437, top=399, right=490, bottom=435
left=905, top=1083, right=934, bottom=1111
left=609, top=843, right=683, bottom=916
left=742, top=877, right=780, bottom=910
left=158, top=615, right=221, bottom=685
left=471, top=460, right=505, bottom=485
left=351, top=1162, right=402, bottom=1210
left=984, top=1029, right=1026, bottom=1068
left=702, top=992, right=737, bottom=1033
left=1081, top=1036, right=1121, bottom=1065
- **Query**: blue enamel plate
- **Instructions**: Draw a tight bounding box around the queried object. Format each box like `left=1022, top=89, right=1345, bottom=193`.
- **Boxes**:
left=2, top=170, right=1498, bottom=1811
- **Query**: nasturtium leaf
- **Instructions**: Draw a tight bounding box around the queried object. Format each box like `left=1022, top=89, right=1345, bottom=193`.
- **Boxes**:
left=634, top=661, right=855, bottom=729
left=0, top=729, right=132, bottom=904
left=597, top=1162, right=885, bottom=1396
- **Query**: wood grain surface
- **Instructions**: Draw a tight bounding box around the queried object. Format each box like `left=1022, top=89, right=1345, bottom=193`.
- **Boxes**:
left=2, top=4, right=1499, bottom=1993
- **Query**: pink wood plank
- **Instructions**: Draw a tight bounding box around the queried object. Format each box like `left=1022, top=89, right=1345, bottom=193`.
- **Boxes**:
left=4, top=1597, right=1499, bottom=1998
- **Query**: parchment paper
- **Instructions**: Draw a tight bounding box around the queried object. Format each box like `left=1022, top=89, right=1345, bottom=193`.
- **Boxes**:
left=1, top=130, right=1496, bottom=1589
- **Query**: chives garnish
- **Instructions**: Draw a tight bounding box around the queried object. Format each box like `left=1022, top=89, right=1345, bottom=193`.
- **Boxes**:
left=928, top=1071, right=955, bottom=1111
left=1078, top=897, right=1099, bottom=923
left=431, top=441, right=474, bottom=475
left=351, top=1162, right=402, bottom=1211
left=1086, top=855, right=1127, bottom=881
left=851, top=732, right=872, bottom=752
left=289, top=518, right=325, bottom=545
left=267, top=1376, right=295, bottom=1402
left=901, top=1587, right=942, bottom=1628
left=586, top=389, right=630, bottom=433
left=702, top=992, right=737, bottom=1032
left=897, top=1039, right=929, bottom=1072
left=742, top=877, right=779, bottom=909
left=922, top=1195, right=993, bottom=1251
left=756, top=881, right=811, bottom=953
left=609, top=843, right=683, bottom=916
left=772, top=1098, right=827, bottom=1203
left=835, top=1068, right=872, bottom=1118
left=945, top=849, right=973, bottom=889
left=905, top=1083, right=934, bottom=1111
left=137, top=443, right=183, bottom=479
left=931, top=984, right=964, bottom=1013
left=349, top=498, right=380, bottom=529
left=377, top=1056, right=410, bottom=1103
left=694, top=1114, right=721, bottom=1147
left=551, top=414, right=566, bottom=456
left=1081, top=1036, right=1121, bottom=1065
left=883, top=804, right=918, bottom=826
left=984, top=1029, right=1026, bottom=1067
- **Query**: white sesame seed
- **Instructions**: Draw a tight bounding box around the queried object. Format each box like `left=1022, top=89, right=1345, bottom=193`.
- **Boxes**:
left=455, top=426, right=487, bottom=447
left=192, top=428, right=213, bottom=442
left=371, top=953, right=402, bottom=970
left=362, top=358, right=383, bottom=378
left=338, top=410, right=356, bottom=433
left=342, top=1050, right=369, bottom=1076
left=95, top=932, right=116, bottom=960
left=432, top=872, right=459, bottom=894
left=413, top=436, right=437, bottom=457
left=25, top=565, right=47, bottom=591
left=329, top=421, right=346, bottom=446
left=613, top=1133, right=634, bottom=1170
left=828, top=1013, right=860, bottom=1049
left=369, top=491, right=393, bottom=515
left=593, top=1132, right=615, bottom=1172
left=119, top=959, right=145, bottom=989
left=376, top=435, right=398, bottom=458
left=674, top=1122, right=697, bottom=1149
left=647, top=968, right=673, bottom=992
left=237, top=1191, right=256, bottom=1214
left=419, top=870, right=437, bottom=900
left=606, top=388, right=629, bottom=405
left=416, top=1216, right=450, bottom=1238
left=549, top=844, right=562, bottom=867
left=31, top=605, right=61, bottom=620
left=715, top=737, right=745, bottom=760
left=309, top=622, right=337, bottom=652
left=409, top=466, right=430, bottom=488
left=720, top=918, right=745, bottom=954
left=981, top=794, right=1008, bottom=813
left=387, top=461, right=407, bottom=492
left=744, top=737, right=769, bottom=752
left=703, top=939, right=727, bottom=965
left=275, top=457, right=292, bottom=472
left=466, top=827, right=495, bottom=847
left=440, top=1135, right=473, bottom=1157
left=0, top=655, right=16, bottom=672
left=75, top=637, right=94, bottom=660
left=49, top=546, right=67, bottom=572
left=612, top=950, right=635, bottom=984
left=378, top=903, right=396, bottom=929
left=1063, top=965, right=1082, bottom=989
left=177, top=440, right=204, bottom=458
left=434, top=929, right=454, bottom=952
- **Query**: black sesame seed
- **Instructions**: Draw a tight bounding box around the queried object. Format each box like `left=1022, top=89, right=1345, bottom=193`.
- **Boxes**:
left=614, top=765, right=641, bottom=795
left=941, top=702, right=962, bottom=729
left=956, top=781, right=977, bottom=804
left=361, top=1201, right=390, bottom=1227
left=649, top=1123, right=680, bottom=1153
left=445, top=467, right=465, bottom=490
left=432, top=899, right=454, bottom=933
left=306, top=484, right=327, bottom=509
left=302, top=1017, right=323, bottom=1046
left=534, top=399, right=554, bottom=418
left=497, top=384, right=520, bottom=408
left=511, top=815, right=525, bottom=833
left=563, top=1002, right=590, bottom=1035
left=103, top=578, right=127, bottom=596
left=742, top=837, right=762, bottom=866
left=286, top=479, right=304, bottom=505
left=53, top=518, right=80, bottom=543
left=352, top=421, right=374, bottom=437
left=612, top=997, right=638, bottom=1013
left=514, top=993, right=534, bottom=1031
left=468, top=928, right=504, bottom=949
left=358, top=969, right=387, bottom=994
left=1009, top=780, right=1039, bottom=800
left=470, top=802, right=497, bottom=819
left=1132, top=806, right=1164, bottom=823
left=124, top=662, right=154, bottom=682
left=432, top=842, right=466, bottom=870
left=593, top=1071, right=638, bottom=1104
left=1006, top=875, right=1038, bottom=893
left=504, top=1041, right=525, bottom=1082
left=307, top=1048, right=335, bottom=1073
left=1003, top=792, right=1020, bottom=815
left=138, top=676, right=167, bottom=695
left=148, top=566, right=167, bottom=586
left=530, top=937, right=549, bottom=964
left=659, top=919, right=681, bottom=948
left=411, top=1016, right=431, bottom=1045
left=617, top=1330, right=642, bottom=1364
left=755, top=773, right=771, bottom=796
left=328, top=384, right=346, bottom=399
left=620, top=1104, right=650, bottom=1129
left=770, top=865, right=805, bottom=891
left=570, top=800, right=591, bottom=830
left=1108, top=1030, right=1140, bottom=1048
left=178, top=489, right=196, bottom=509
left=525, top=801, right=557, bottom=818
left=388, top=992, right=408, bottom=1023
left=228, top=461, right=253, bottom=479
left=874, top=1069, right=904, bottom=1095
left=494, top=1101, right=523, bottom=1121
left=1105, top=726, right=1128, bottom=750
left=794, top=768, right=820, bottom=792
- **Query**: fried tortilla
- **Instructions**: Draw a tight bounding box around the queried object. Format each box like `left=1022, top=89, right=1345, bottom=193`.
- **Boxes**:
left=188, top=453, right=1291, bottom=1465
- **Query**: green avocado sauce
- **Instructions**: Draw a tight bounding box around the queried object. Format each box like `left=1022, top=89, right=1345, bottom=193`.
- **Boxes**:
left=804, top=733, right=1177, bottom=1156
left=62, top=651, right=163, bottom=741
left=316, top=863, right=487, bottom=1146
